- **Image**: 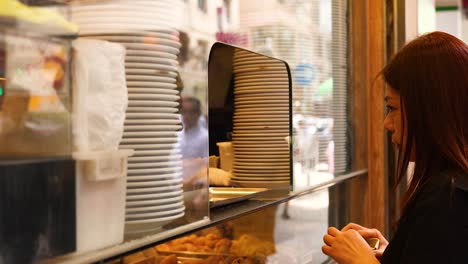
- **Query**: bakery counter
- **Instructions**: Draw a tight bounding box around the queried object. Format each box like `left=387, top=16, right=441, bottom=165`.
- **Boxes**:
left=41, top=169, right=367, bottom=264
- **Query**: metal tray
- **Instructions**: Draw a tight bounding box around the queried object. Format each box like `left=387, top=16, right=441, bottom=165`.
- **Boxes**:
left=209, top=187, right=269, bottom=208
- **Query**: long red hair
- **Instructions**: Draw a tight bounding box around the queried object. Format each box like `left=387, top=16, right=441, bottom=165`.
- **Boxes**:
left=382, top=31, right=468, bottom=208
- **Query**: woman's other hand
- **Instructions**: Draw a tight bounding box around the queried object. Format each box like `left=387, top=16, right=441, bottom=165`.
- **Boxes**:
left=341, top=223, right=389, bottom=258
left=322, top=227, right=380, bottom=264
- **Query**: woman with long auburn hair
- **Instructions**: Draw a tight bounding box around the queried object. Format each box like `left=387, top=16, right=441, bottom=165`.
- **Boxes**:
left=322, top=31, right=468, bottom=263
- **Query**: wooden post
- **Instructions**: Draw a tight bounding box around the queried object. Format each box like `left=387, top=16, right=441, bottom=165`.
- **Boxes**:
left=349, top=0, right=388, bottom=233
left=366, top=0, right=387, bottom=233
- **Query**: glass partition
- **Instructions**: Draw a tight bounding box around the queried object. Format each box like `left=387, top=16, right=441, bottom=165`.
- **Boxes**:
left=106, top=174, right=367, bottom=264
left=207, top=42, right=292, bottom=192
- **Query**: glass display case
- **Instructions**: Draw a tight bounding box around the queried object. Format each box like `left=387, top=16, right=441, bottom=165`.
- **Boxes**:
left=0, top=0, right=366, bottom=263
left=101, top=173, right=367, bottom=264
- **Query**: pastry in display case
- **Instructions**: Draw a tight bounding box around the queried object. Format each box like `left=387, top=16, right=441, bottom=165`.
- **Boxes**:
left=118, top=221, right=276, bottom=264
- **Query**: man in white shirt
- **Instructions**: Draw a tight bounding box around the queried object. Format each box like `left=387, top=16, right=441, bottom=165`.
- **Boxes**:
left=180, top=96, right=209, bottom=159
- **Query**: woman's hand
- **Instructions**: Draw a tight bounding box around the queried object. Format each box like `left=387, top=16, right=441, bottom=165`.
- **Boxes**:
left=341, top=223, right=389, bottom=258
left=322, top=227, right=380, bottom=264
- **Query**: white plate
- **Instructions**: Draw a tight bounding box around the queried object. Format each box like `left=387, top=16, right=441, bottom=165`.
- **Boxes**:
left=123, top=131, right=178, bottom=137
left=233, top=142, right=288, bottom=147
left=233, top=153, right=291, bottom=158
left=234, top=82, right=288, bottom=88
left=127, top=177, right=182, bottom=185
left=126, top=201, right=184, bottom=213
left=234, top=104, right=289, bottom=109
left=126, top=74, right=176, bottom=82
left=127, top=184, right=183, bottom=195
left=234, top=157, right=290, bottom=162
left=233, top=121, right=289, bottom=126
left=132, top=149, right=181, bottom=157
left=126, top=107, right=178, bottom=114
left=232, top=131, right=288, bottom=136
left=234, top=147, right=289, bottom=152
left=233, top=66, right=286, bottom=72
left=126, top=207, right=185, bottom=220
left=234, top=106, right=289, bottom=111
left=126, top=56, right=178, bottom=65
left=233, top=62, right=283, bottom=68
left=126, top=189, right=183, bottom=202
left=127, top=189, right=183, bottom=201
left=235, top=95, right=286, bottom=100
left=233, top=145, right=288, bottom=150
left=232, top=171, right=290, bottom=177
left=234, top=86, right=288, bottom=91
left=234, top=78, right=289, bottom=83
left=72, top=17, right=176, bottom=29
left=231, top=176, right=290, bottom=181
left=126, top=69, right=177, bottom=76
left=126, top=62, right=178, bottom=72
left=125, top=211, right=184, bottom=227
left=71, top=2, right=176, bottom=11
left=127, top=167, right=182, bottom=176
left=121, top=137, right=178, bottom=144
left=72, top=11, right=176, bottom=21
left=128, top=100, right=178, bottom=107
left=235, top=98, right=286, bottom=104
left=234, top=73, right=289, bottom=79
left=233, top=125, right=289, bottom=131
left=127, top=82, right=178, bottom=89
left=80, top=34, right=181, bottom=48
left=77, top=25, right=178, bottom=36
left=124, top=213, right=184, bottom=235
left=233, top=117, right=288, bottom=122
left=124, top=119, right=181, bottom=125
left=128, top=160, right=182, bottom=169
left=127, top=89, right=178, bottom=96
left=234, top=108, right=289, bottom=113
left=233, top=160, right=289, bottom=166
left=124, top=124, right=182, bottom=131
left=127, top=173, right=182, bottom=184
left=126, top=113, right=179, bottom=119
left=232, top=131, right=287, bottom=136
left=119, top=43, right=179, bottom=54
left=125, top=195, right=183, bottom=207
left=125, top=49, right=178, bottom=59
left=232, top=111, right=288, bottom=116
left=128, top=93, right=179, bottom=101
left=127, top=183, right=183, bottom=195
left=234, top=89, right=288, bottom=95
left=126, top=202, right=184, bottom=215
left=233, top=57, right=279, bottom=62
left=129, top=154, right=182, bottom=162
left=233, top=135, right=288, bottom=139
left=77, top=28, right=178, bottom=38
left=74, top=18, right=176, bottom=29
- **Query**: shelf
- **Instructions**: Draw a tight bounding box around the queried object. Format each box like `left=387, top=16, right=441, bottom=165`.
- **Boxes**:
left=40, top=169, right=367, bottom=264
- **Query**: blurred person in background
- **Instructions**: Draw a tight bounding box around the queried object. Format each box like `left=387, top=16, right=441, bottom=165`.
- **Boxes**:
left=322, top=32, right=468, bottom=263
left=180, top=96, right=209, bottom=159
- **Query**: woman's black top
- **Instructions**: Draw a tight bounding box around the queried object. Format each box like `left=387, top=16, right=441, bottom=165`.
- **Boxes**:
left=381, top=169, right=468, bottom=263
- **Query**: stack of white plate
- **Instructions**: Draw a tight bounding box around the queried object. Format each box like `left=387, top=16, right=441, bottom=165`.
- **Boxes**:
left=230, top=49, right=291, bottom=188
left=71, top=2, right=185, bottom=234
left=70, top=0, right=183, bottom=35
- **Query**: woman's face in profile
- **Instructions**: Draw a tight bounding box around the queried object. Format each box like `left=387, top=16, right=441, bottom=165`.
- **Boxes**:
left=384, top=86, right=402, bottom=148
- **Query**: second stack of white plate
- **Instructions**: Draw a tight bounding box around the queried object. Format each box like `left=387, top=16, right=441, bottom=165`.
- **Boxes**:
left=71, top=1, right=185, bottom=234
left=231, top=49, right=291, bottom=188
